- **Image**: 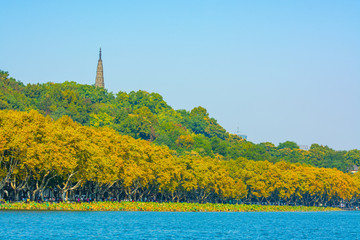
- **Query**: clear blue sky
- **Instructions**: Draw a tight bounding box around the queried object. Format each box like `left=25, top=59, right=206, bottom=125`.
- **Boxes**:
left=1, top=0, right=359, bottom=150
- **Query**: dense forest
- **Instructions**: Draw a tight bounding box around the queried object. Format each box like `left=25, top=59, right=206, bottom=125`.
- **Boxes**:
left=1, top=70, right=360, bottom=206
left=1, top=110, right=360, bottom=206
left=1, top=70, right=359, bottom=172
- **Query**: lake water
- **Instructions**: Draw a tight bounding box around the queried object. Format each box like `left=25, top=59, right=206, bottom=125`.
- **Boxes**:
left=0, top=211, right=359, bottom=239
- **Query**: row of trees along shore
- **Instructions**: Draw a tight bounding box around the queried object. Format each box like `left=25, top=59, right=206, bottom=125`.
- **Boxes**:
left=1, top=70, right=360, bottom=172
left=1, top=110, right=360, bottom=207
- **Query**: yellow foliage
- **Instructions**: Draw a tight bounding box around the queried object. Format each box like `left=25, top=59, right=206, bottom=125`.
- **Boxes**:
left=0, top=109, right=359, bottom=205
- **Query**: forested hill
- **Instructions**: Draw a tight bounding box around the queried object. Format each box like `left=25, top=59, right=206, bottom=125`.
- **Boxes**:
left=1, top=70, right=359, bottom=171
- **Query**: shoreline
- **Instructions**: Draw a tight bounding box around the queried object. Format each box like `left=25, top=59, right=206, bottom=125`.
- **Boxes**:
left=0, top=201, right=341, bottom=212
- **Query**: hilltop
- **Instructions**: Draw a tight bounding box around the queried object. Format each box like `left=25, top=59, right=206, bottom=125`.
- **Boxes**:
left=0, top=70, right=359, bottom=171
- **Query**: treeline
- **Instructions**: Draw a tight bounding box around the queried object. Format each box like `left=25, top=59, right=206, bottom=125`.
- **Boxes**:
left=1, top=110, right=360, bottom=206
left=1, top=70, right=360, bottom=171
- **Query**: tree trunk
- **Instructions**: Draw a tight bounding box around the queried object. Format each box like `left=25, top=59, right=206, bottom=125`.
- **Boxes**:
left=56, top=171, right=83, bottom=202
left=0, top=155, right=19, bottom=191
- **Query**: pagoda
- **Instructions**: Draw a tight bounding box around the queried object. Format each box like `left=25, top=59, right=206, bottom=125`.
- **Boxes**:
left=95, top=48, right=104, bottom=88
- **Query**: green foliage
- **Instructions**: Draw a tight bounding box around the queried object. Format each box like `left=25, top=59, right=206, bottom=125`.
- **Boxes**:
left=118, top=106, right=158, bottom=141
left=0, top=70, right=358, bottom=172
left=345, top=150, right=360, bottom=167
left=0, top=201, right=340, bottom=212
left=278, top=141, right=300, bottom=150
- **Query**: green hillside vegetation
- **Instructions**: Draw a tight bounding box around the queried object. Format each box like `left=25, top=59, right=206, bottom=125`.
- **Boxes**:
left=1, top=70, right=359, bottom=172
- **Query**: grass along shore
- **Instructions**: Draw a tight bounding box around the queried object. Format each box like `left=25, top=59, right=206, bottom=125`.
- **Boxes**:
left=0, top=201, right=341, bottom=212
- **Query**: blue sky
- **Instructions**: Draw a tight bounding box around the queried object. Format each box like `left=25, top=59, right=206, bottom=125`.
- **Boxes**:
left=1, top=1, right=359, bottom=150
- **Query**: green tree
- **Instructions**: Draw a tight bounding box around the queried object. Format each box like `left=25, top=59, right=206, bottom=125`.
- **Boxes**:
left=278, top=141, right=300, bottom=150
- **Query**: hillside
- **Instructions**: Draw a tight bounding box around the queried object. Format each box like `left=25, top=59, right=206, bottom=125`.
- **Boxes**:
left=0, top=70, right=359, bottom=171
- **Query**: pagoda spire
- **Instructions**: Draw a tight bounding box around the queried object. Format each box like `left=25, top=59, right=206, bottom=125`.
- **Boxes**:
left=95, top=48, right=104, bottom=88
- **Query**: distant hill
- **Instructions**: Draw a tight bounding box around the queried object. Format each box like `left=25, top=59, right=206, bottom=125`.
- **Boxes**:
left=1, top=70, right=359, bottom=172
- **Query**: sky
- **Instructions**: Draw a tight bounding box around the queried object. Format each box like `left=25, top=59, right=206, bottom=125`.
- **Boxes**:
left=1, top=1, right=359, bottom=150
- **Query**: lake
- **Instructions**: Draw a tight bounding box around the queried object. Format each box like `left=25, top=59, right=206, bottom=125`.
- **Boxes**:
left=0, top=211, right=359, bottom=239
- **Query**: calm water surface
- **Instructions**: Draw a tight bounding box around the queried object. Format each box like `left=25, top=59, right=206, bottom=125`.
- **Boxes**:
left=0, top=211, right=359, bottom=239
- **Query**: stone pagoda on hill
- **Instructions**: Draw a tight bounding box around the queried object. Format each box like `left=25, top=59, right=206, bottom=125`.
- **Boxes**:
left=95, top=48, right=104, bottom=88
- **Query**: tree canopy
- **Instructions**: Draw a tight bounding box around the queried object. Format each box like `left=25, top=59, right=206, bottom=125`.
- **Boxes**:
left=1, top=109, right=359, bottom=207
left=0, top=70, right=357, bottom=172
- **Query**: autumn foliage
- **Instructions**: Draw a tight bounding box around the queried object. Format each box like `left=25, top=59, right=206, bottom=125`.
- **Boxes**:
left=2, top=70, right=360, bottom=172
left=1, top=110, right=359, bottom=207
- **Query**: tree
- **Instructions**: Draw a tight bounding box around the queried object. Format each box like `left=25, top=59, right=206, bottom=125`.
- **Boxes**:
left=278, top=141, right=299, bottom=150
left=345, top=150, right=360, bottom=167
left=119, top=107, right=159, bottom=141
